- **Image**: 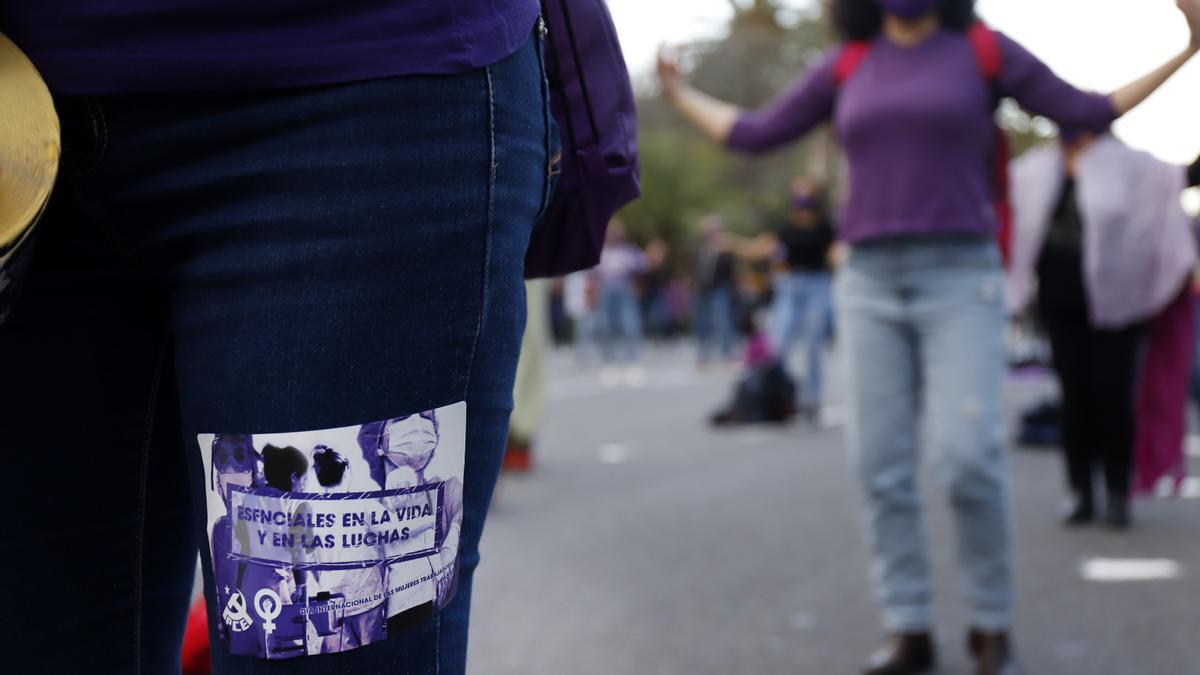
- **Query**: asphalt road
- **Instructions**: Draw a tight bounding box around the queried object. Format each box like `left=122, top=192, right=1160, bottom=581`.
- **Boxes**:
left=467, top=344, right=1200, bottom=675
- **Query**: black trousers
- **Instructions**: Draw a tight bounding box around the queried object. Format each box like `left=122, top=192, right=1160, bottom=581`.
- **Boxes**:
left=1042, top=310, right=1146, bottom=500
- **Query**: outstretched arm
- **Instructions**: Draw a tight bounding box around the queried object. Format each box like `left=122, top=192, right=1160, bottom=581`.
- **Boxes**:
left=657, top=46, right=837, bottom=154
left=723, top=231, right=780, bottom=262
left=657, top=50, right=742, bottom=144
left=1110, top=0, right=1200, bottom=115
left=1000, top=1, right=1200, bottom=130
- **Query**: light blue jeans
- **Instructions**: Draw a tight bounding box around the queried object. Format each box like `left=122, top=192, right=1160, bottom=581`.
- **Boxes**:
left=600, top=279, right=642, bottom=363
left=694, top=286, right=736, bottom=362
left=835, top=237, right=1012, bottom=633
left=770, top=271, right=831, bottom=407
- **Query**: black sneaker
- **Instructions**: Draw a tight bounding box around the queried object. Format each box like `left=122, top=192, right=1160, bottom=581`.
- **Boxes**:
left=967, top=628, right=1024, bottom=675
left=1104, top=497, right=1131, bottom=530
left=863, top=633, right=936, bottom=675
left=1059, top=495, right=1094, bottom=527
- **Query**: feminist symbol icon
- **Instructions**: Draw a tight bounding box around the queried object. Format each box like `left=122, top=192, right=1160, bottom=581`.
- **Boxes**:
left=254, top=589, right=283, bottom=635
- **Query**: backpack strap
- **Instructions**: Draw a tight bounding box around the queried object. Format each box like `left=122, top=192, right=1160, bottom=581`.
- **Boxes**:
left=834, top=41, right=872, bottom=86
left=966, top=22, right=1013, bottom=264
left=993, top=127, right=1014, bottom=264
left=838, top=26, right=998, bottom=87
left=967, top=21, right=1001, bottom=82
left=993, top=126, right=1011, bottom=198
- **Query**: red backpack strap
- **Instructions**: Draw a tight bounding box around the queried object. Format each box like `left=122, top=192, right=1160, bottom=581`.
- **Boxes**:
left=966, top=22, right=1011, bottom=264
left=967, top=21, right=1001, bottom=82
left=993, top=128, right=1014, bottom=265
left=993, top=128, right=1010, bottom=195
left=834, top=41, right=872, bottom=86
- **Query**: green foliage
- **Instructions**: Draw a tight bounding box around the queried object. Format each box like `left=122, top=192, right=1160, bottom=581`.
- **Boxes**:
left=996, top=99, right=1059, bottom=158
left=616, top=124, right=746, bottom=244
left=618, top=0, right=834, bottom=259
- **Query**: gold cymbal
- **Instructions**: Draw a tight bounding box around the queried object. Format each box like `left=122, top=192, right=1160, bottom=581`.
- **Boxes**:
left=0, top=32, right=59, bottom=256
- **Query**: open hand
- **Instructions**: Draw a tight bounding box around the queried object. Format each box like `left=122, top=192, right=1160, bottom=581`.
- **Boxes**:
left=656, top=45, right=683, bottom=97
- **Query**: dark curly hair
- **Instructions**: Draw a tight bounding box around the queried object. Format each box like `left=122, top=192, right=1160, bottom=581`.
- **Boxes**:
left=312, top=444, right=350, bottom=488
left=261, top=444, right=309, bottom=492
left=832, top=0, right=978, bottom=41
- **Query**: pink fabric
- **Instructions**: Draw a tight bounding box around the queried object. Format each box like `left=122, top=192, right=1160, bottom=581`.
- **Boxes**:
left=1132, top=288, right=1194, bottom=495
left=1007, top=136, right=1196, bottom=327
left=744, top=330, right=776, bottom=368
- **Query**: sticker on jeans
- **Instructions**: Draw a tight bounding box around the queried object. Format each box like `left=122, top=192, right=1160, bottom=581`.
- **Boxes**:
left=198, top=402, right=466, bottom=659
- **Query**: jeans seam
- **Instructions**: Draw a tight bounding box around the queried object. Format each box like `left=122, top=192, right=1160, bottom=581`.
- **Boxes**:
left=131, top=329, right=169, bottom=674
left=434, top=611, right=442, bottom=674
left=440, top=69, right=492, bottom=672
left=463, top=67, right=496, bottom=403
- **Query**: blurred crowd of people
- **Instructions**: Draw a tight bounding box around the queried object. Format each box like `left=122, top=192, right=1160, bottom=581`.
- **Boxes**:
left=546, top=184, right=837, bottom=402
left=527, top=147, right=1200, bottom=674
left=529, top=1, right=1200, bottom=672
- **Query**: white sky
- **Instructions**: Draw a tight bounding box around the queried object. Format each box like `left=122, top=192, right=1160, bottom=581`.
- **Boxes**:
left=608, top=0, right=1200, bottom=164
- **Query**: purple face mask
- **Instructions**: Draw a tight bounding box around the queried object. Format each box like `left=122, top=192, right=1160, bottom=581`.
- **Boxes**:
left=792, top=194, right=818, bottom=210
left=881, top=0, right=939, bottom=20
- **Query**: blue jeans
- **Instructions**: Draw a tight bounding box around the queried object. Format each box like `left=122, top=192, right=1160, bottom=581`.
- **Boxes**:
left=599, top=280, right=641, bottom=363
left=644, top=291, right=671, bottom=340
left=694, top=287, right=735, bottom=362
left=770, top=271, right=831, bottom=406
left=835, top=238, right=1012, bottom=633
left=0, top=33, right=551, bottom=674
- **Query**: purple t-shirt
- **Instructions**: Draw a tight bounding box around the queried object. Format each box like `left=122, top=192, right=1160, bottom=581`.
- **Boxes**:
left=0, top=1, right=541, bottom=94
left=727, top=29, right=1118, bottom=244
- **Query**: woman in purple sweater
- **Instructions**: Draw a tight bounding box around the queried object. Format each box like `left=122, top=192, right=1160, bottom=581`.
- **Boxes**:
left=659, top=1, right=1200, bottom=674
left=0, top=2, right=548, bottom=674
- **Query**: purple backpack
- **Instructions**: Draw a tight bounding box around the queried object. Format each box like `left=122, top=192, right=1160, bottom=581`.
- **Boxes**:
left=525, top=0, right=640, bottom=279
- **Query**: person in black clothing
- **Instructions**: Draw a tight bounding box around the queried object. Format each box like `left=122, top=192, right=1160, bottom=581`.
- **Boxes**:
left=767, top=185, right=836, bottom=416
left=1037, top=139, right=1200, bottom=529
left=1037, top=175, right=1145, bottom=529
left=692, top=215, right=737, bottom=363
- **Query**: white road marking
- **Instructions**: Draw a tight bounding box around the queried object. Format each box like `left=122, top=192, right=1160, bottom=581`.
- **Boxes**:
left=598, top=443, right=633, bottom=465
left=1180, top=477, right=1200, bottom=500
left=1187, top=434, right=1200, bottom=458
left=1080, top=558, right=1182, bottom=582
left=1155, top=475, right=1178, bottom=498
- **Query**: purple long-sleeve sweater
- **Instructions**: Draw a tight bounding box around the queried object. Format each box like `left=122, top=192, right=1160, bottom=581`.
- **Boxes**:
left=727, top=29, right=1117, bottom=244
left=0, top=1, right=540, bottom=94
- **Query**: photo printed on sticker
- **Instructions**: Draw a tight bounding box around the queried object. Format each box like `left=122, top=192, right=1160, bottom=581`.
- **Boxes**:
left=198, top=402, right=466, bottom=659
